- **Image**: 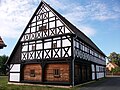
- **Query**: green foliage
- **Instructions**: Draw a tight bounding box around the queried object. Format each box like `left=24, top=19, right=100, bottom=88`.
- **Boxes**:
left=0, top=55, right=9, bottom=75
left=108, top=52, right=120, bottom=66
left=110, top=67, right=120, bottom=74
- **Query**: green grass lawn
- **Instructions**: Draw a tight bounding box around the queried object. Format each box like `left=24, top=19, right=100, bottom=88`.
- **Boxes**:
left=0, top=76, right=78, bottom=90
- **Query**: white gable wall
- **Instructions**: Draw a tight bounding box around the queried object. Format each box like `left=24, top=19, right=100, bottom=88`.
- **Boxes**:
left=9, top=64, right=20, bottom=82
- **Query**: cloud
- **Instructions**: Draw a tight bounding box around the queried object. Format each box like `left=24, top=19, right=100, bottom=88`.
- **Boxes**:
left=87, top=1, right=120, bottom=21
left=46, top=0, right=120, bottom=37
left=78, top=26, right=96, bottom=37
left=0, top=0, right=120, bottom=39
left=47, top=0, right=120, bottom=21
left=0, top=0, right=38, bottom=38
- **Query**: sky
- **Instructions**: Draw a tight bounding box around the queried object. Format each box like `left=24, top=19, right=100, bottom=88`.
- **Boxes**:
left=0, top=0, right=120, bottom=57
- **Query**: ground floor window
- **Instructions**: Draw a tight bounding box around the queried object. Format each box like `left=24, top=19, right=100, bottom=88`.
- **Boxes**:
left=53, top=69, right=60, bottom=77
left=30, top=69, right=35, bottom=77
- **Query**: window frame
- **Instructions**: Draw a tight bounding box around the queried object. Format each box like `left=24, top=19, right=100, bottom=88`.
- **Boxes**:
left=53, top=69, right=60, bottom=78
left=30, top=69, right=35, bottom=77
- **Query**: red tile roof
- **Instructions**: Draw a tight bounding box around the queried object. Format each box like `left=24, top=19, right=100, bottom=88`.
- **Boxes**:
left=0, top=36, right=6, bottom=49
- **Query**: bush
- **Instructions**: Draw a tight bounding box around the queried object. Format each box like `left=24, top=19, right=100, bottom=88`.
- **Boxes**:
left=110, top=67, right=120, bottom=74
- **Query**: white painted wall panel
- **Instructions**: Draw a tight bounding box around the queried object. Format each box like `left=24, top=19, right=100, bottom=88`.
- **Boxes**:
left=49, top=12, right=54, bottom=17
left=10, top=73, right=20, bottom=82
left=50, top=21, right=55, bottom=28
left=22, top=45, right=28, bottom=51
left=92, top=73, right=95, bottom=80
left=99, top=73, right=104, bottom=78
left=10, top=64, right=20, bottom=72
left=57, top=40, right=61, bottom=47
left=37, top=20, right=42, bottom=25
left=97, top=72, right=104, bottom=79
left=96, top=65, right=99, bottom=71
left=44, top=42, right=51, bottom=49
left=62, top=39, right=71, bottom=47
left=31, top=26, right=36, bottom=32
left=97, top=73, right=99, bottom=79
left=65, top=27, right=70, bottom=33
left=92, top=64, right=95, bottom=72
left=57, top=20, right=63, bottom=27
left=36, top=43, right=42, bottom=50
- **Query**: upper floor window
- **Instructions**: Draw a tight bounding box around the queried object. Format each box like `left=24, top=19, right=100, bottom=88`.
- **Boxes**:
left=39, top=25, right=47, bottom=32
left=32, top=44, right=36, bottom=50
left=52, top=41, right=57, bottom=48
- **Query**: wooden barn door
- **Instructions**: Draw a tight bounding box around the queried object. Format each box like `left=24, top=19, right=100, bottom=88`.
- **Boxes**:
left=23, top=64, right=42, bottom=82
left=44, top=63, right=70, bottom=82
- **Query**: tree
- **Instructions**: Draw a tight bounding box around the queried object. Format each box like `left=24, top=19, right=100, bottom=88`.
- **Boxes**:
left=0, top=55, right=8, bottom=75
left=108, top=52, right=120, bottom=66
left=110, top=67, right=120, bottom=75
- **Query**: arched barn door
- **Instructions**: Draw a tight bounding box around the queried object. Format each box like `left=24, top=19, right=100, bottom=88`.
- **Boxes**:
left=22, top=64, right=42, bottom=81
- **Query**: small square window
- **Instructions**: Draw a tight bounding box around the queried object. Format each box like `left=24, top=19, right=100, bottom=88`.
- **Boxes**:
left=39, top=25, right=47, bottom=32
left=53, top=69, right=60, bottom=77
left=52, top=41, right=57, bottom=48
left=30, top=70, right=35, bottom=77
left=32, top=44, right=35, bottom=50
left=53, top=43, right=57, bottom=48
left=26, top=35, right=29, bottom=39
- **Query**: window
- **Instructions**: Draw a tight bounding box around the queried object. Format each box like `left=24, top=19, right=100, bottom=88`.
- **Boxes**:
left=52, top=41, right=57, bottom=48
left=30, top=70, right=35, bottom=77
left=53, top=69, right=60, bottom=77
left=39, top=25, right=47, bottom=32
left=26, top=35, right=29, bottom=39
left=32, top=44, right=35, bottom=50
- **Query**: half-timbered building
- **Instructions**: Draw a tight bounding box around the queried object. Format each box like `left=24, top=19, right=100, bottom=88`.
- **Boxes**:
left=6, top=1, right=106, bottom=86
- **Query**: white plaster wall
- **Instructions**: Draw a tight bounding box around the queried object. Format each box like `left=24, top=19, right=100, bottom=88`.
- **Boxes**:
left=62, top=39, right=71, bottom=47
left=10, top=64, right=20, bottom=72
left=92, top=64, right=95, bottom=80
left=96, top=65, right=99, bottom=72
left=97, top=73, right=104, bottom=79
left=99, top=73, right=104, bottom=78
left=56, top=40, right=61, bottom=47
left=65, top=27, right=70, bottom=33
left=36, top=43, right=42, bottom=50
left=49, top=11, right=54, bottom=17
left=49, top=17, right=55, bottom=21
left=97, top=73, right=99, bottom=79
left=62, top=38, right=71, bottom=57
left=92, top=64, right=95, bottom=72
left=57, top=20, right=63, bottom=27
left=44, top=42, right=51, bottom=49
left=37, top=19, right=42, bottom=24
left=92, top=73, right=95, bottom=80
left=50, top=21, right=55, bottom=28
left=22, top=45, right=28, bottom=51
left=31, top=26, right=36, bottom=32
left=10, top=73, right=20, bottom=82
